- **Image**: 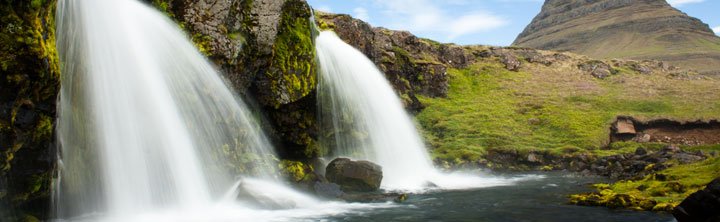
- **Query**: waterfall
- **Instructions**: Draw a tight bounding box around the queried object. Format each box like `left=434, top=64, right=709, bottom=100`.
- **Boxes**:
left=316, top=31, right=523, bottom=191
left=316, top=32, right=435, bottom=190
left=54, top=0, right=293, bottom=219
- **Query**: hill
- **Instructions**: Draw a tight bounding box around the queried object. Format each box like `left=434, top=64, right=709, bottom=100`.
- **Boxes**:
left=513, top=0, right=720, bottom=76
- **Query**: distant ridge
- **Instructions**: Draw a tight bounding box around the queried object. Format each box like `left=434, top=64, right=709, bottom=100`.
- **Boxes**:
left=514, top=0, right=720, bottom=76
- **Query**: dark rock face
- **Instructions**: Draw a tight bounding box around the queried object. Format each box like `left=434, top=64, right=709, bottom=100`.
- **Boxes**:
left=149, top=0, right=321, bottom=159
left=152, top=0, right=317, bottom=106
left=0, top=0, right=60, bottom=220
left=480, top=145, right=707, bottom=180
left=514, top=0, right=720, bottom=76
left=316, top=12, right=474, bottom=110
left=588, top=145, right=706, bottom=179
left=673, top=178, right=720, bottom=222
left=325, top=158, right=383, bottom=192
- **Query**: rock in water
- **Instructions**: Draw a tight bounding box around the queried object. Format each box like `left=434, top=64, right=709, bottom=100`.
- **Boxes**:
left=514, top=0, right=720, bottom=76
left=313, top=182, right=345, bottom=199
left=325, top=158, right=383, bottom=192
left=673, top=178, right=720, bottom=222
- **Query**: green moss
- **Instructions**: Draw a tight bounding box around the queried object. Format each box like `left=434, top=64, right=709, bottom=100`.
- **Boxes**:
left=279, top=160, right=312, bottom=182
left=33, top=114, right=53, bottom=141
left=30, top=0, right=44, bottom=9
left=23, top=215, right=40, bottom=222
left=191, top=33, right=213, bottom=56
left=265, top=0, right=316, bottom=107
left=571, top=156, right=720, bottom=211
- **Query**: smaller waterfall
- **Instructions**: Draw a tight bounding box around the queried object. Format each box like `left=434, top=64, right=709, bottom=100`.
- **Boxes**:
left=316, top=31, right=531, bottom=191
left=316, top=32, right=435, bottom=190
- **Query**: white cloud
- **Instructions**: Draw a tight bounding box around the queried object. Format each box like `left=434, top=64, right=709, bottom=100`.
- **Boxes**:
left=353, top=7, right=369, bottom=22
left=714, top=26, right=720, bottom=35
left=448, top=12, right=508, bottom=40
left=668, top=0, right=705, bottom=7
left=369, top=0, right=508, bottom=41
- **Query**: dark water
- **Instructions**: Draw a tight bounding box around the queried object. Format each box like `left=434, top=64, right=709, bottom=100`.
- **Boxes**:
left=326, top=173, right=674, bottom=222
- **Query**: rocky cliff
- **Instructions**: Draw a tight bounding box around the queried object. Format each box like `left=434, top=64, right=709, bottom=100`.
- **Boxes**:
left=316, top=12, right=474, bottom=110
left=0, top=0, right=59, bottom=220
left=148, top=0, right=322, bottom=159
left=514, top=0, right=720, bottom=76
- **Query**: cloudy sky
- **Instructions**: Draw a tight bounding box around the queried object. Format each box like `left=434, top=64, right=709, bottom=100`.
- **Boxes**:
left=307, top=0, right=720, bottom=46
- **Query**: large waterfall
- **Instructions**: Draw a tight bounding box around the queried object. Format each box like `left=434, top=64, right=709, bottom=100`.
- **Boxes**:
left=54, top=0, right=326, bottom=220
left=316, top=31, right=524, bottom=191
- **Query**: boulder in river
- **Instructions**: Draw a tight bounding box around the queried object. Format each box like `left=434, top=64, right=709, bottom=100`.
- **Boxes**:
left=325, top=158, right=383, bottom=192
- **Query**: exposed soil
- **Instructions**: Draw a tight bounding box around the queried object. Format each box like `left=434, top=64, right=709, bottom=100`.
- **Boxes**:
left=611, top=116, right=720, bottom=146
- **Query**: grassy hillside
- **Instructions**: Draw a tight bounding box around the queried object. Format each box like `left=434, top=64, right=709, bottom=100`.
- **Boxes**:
left=416, top=56, right=720, bottom=165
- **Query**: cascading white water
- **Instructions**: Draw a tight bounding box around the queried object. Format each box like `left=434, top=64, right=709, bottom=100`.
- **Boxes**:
left=316, top=31, right=529, bottom=191
left=316, top=32, right=436, bottom=190
left=54, top=0, right=293, bottom=219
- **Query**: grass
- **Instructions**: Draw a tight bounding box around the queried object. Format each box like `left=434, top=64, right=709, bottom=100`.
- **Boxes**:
left=416, top=59, right=720, bottom=165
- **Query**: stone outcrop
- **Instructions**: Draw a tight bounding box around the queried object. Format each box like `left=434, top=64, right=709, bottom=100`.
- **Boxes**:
left=514, top=0, right=720, bottom=76
left=0, top=0, right=59, bottom=220
left=673, top=178, right=720, bottom=222
left=325, top=158, right=383, bottom=192
left=148, top=0, right=321, bottom=159
left=477, top=145, right=711, bottom=180
left=316, top=12, right=474, bottom=110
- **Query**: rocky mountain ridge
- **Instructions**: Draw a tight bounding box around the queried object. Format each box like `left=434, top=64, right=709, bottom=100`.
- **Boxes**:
left=514, top=0, right=720, bottom=76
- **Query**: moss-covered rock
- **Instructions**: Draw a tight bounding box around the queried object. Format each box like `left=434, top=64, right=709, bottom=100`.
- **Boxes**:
left=0, top=0, right=60, bottom=220
left=252, top=0, right=316, bottom=107
left=149, top=0, right=321, bottom=160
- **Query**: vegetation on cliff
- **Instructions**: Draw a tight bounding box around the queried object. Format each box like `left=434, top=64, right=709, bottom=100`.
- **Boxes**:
left=0, top=0, right=59, bottom=219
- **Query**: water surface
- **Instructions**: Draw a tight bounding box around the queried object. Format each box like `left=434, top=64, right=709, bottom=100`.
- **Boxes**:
left=325, top=172, right=674, bottom=222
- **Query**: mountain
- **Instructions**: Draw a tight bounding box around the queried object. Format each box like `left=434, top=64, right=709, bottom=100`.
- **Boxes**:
left=513, top=0, right=720, bottom=76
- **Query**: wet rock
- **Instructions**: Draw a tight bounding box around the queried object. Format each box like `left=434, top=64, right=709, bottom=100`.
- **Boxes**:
left=674, top=153, right=704, bottom=164
left=235, top=182, right=298, bottom=210
left=635, top=147, right=648, bottom=156
left=664, top=145, right=682, bottom=153
left=325, top=158, right=383, bottom=192
left=589, top=145, right=706, bottom=180
left=527, top=153, right=543, bottom=164
left=341, top=192, right=408, bottom=203
left=313, top=182, right=344, bottom=199
left=673, top=178, right=720, bottom=222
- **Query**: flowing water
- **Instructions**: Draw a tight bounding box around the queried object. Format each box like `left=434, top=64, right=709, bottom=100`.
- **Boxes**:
left=317, top=31, right=516, bottom=191
left=324, top=172, right=674, bottom=222
left=54, top=0, right=320, bottom=220
left=48, top=1, right=677, bottom=221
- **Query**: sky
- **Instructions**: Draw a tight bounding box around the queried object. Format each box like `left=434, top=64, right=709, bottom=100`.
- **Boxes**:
left=307, top=0, right=720, bottom=46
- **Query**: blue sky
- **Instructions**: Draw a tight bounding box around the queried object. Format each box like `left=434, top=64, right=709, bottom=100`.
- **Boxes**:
left=307, top=0, right=720, bottom=46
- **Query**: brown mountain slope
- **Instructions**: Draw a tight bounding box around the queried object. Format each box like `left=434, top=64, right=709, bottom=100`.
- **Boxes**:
left=513, top=0, right=720, bottom=76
